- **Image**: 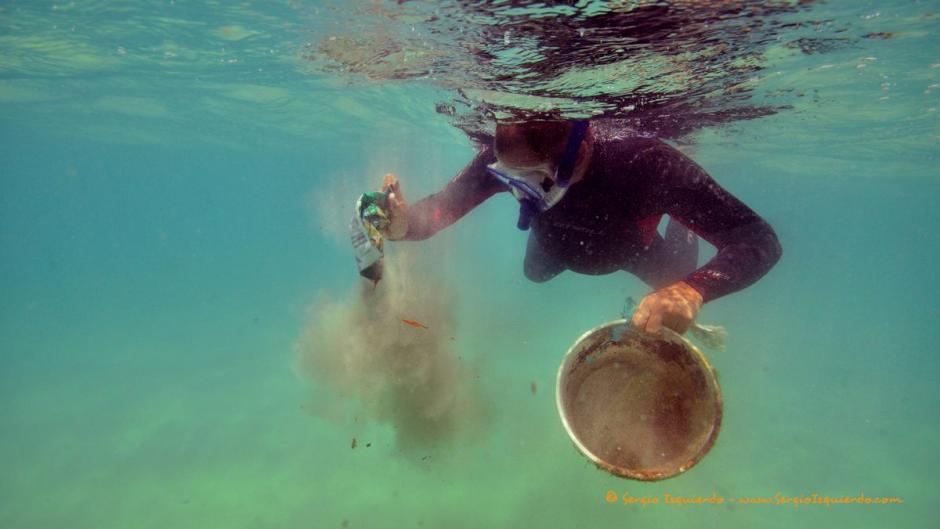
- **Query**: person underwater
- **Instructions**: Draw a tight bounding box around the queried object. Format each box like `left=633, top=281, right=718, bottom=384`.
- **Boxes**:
left=355, top=119, right=782, bottom=335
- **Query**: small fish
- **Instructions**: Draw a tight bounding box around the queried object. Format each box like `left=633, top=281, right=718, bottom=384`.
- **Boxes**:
left=530, top=381, right=537, bottom=395
left=351, top=437, right=357, bottom=449
left=401, top=319, right=429, bottom=330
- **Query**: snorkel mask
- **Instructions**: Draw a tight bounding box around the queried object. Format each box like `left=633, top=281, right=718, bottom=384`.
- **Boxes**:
left=487, top=120, right=590, bottom=230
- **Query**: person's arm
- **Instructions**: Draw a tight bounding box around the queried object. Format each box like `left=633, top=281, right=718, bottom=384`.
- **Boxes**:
left=630, top=142, right=782, bottom=334
left=397, top=147, right=505, bottom=241
left=646, top=143, right=783, bottom=303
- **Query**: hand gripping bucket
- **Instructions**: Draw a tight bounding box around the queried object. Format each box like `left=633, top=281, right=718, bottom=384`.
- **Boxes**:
left=556, top=320, right=722, bottom=480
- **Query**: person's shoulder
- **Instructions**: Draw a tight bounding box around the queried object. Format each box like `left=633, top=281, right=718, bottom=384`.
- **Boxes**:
left=466, top=143, right=496, bottom=171
left=477, top=143, right=497, bottom=162
left=460, top=129, right=497, bottom=163
left=459, top=143, right=503, bottom=192
left=591, top=122, right=671, bottom=164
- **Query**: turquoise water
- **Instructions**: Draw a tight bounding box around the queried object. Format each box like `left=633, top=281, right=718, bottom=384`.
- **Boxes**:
left=1, top=1, right=938, bottom=528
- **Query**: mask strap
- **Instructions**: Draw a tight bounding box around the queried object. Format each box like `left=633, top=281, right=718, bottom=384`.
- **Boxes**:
left=555, top=120, right=589, bottom=188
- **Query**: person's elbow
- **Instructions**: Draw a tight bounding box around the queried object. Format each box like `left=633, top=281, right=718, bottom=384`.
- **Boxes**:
left=763, top=229, right=783, bottom=269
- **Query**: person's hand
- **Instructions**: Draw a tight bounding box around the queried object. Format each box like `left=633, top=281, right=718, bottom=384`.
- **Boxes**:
left=381, top=173, right=409, bottom=240
left=631, top=281, right=703, bottom=335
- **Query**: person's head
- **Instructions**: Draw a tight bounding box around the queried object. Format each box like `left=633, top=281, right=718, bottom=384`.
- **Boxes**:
left=487, top=120, right=592, bottom=228
left=493, top=120, right=591, bottom=185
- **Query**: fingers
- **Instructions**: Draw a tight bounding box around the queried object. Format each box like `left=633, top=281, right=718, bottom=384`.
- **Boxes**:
left=386, top=189, right=406, bottom=221
left=382, top=172, right=397, bottom=188
left=382, top=173, right=402, bottom=199
left=383, top=173, right=406, bottom=216
left=631, top=284, right=700, bottom=335
left=655, top=307, right=693, bottom=334
left=631, top=298, right=661, bottom=333
left=382, top=176, right=409, bottom=241
left=631, top=300, right=650, bottom=329
left=387, top=192, right=404, bottom=215
left=664, top=312, right=692, bottom=335
left=645, top=311, right=663, bottom=334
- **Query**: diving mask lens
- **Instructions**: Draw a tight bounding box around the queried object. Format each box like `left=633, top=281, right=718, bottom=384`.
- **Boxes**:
left=486, top=162, right=558, bottom=203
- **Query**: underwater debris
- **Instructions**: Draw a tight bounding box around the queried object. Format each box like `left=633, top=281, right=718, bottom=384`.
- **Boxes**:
left=784, top=37, right=850, bottom=55
left=295, top=250, right=491, bottom=453
left=401, top=318, right=429, bottom=329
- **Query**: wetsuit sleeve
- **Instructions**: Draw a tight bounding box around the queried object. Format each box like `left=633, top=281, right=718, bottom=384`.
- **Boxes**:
left=640, top=144, right=782, bottom=303
left=401, top=147, right=506, bottom=241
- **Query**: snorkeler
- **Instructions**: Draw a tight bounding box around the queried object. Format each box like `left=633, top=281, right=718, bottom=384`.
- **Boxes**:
left=367, top=120, right=781, bottom=335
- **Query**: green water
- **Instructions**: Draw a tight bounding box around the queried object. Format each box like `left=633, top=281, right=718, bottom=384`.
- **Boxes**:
left=1, top=1, right=938, bottom=528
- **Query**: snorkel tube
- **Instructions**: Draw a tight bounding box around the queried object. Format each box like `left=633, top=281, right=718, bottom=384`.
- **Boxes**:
left=554, top=120, right=590, bottom=188
left=517, top=199, right=541, bottom=230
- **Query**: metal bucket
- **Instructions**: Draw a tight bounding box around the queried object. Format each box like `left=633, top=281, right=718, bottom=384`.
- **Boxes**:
left=556, top=320, right=722, bottom=481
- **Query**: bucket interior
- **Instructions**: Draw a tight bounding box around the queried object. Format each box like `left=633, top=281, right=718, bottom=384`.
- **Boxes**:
left=558, top=324, right=721, bottom=480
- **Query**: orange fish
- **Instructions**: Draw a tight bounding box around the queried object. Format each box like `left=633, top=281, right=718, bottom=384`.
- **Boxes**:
left=401, top=319, right=429, bottom=330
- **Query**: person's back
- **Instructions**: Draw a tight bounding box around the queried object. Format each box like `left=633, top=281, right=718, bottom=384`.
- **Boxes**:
left=528, top=133, right=681, bottom=276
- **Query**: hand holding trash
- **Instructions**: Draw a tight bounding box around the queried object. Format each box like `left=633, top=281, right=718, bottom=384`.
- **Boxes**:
left=350, top=173, right=409, bottom=284
left=379, top=173, right=409, bottom=241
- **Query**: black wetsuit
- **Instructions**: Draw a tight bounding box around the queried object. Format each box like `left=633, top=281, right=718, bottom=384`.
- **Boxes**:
left=401, top=129, right=782, bottom=303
